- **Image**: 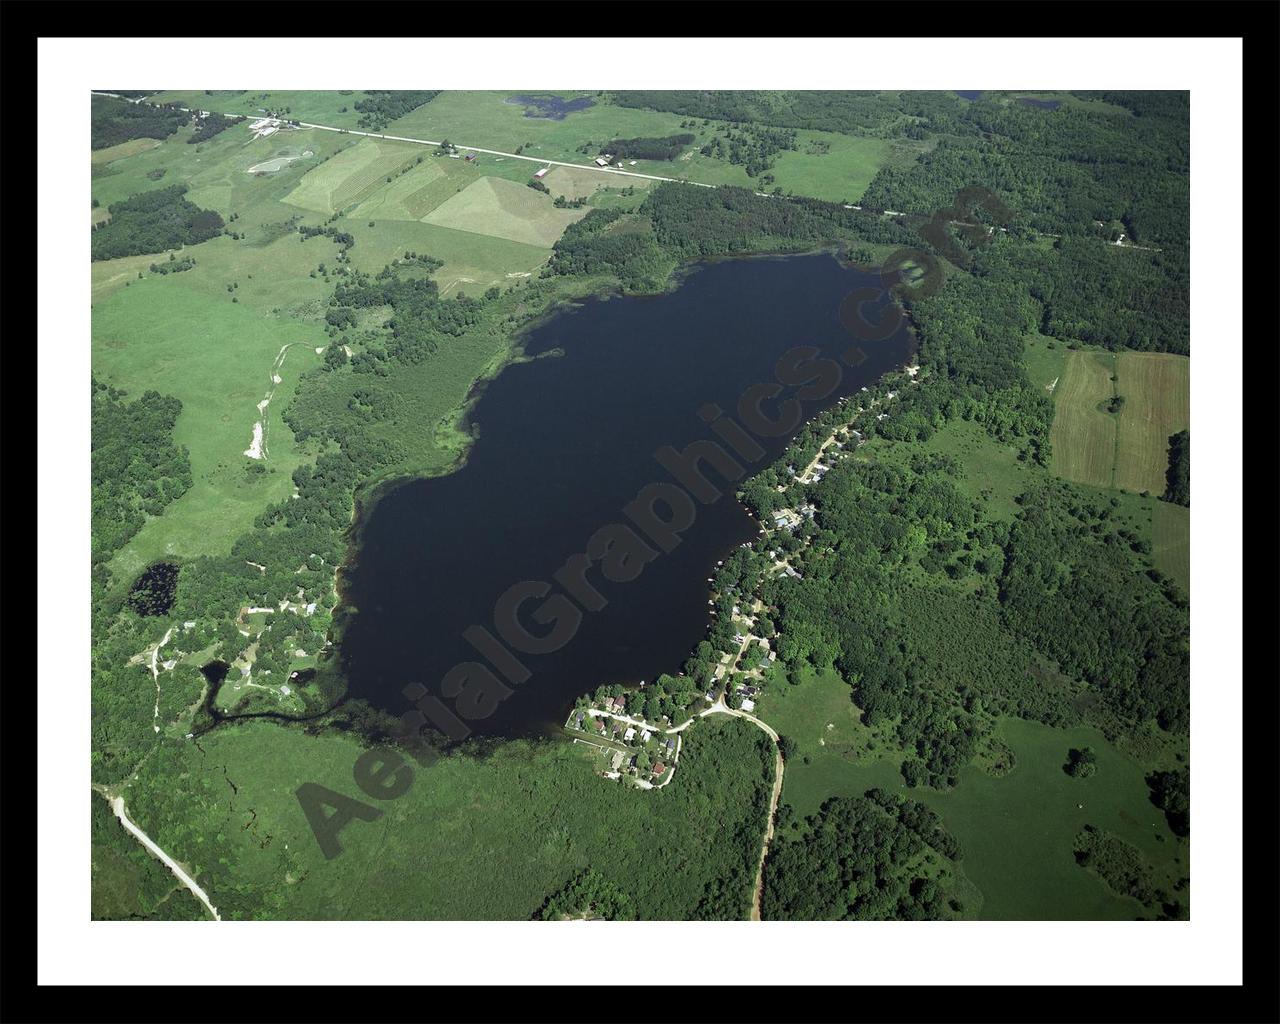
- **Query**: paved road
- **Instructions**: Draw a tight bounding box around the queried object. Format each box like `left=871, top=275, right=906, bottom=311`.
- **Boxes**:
left=90, top=92, right=712, bottom=189
left=93, top=92, right=1163, bottom=253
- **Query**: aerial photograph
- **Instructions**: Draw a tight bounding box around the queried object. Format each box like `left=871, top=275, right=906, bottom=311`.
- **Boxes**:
left=87, top=86, right=1193, bottom=925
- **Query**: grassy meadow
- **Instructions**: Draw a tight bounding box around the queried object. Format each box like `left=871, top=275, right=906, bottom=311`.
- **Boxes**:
left=123, top=714, right=774, bottom=920
left=757, top=668, right=1187, bottom=920
left=92, top=281, right=325, bottom=580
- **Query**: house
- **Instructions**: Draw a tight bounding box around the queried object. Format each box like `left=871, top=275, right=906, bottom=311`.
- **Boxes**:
left=652, top=762, right=667, bottom=776
left=574, top=712, right=585, bottom=728
left=611, top=750, right=625, bottom=771
left=615, top=695, right=626, bottom=712
left=464, top=153, right=476, bottom=162
left=640, top=728, right=653, bottom=742
left=741, top=699, right=756, bottom=712
left=594, top=718, right=606, bottom=733
left=624, top=727, right=636, bottom=742
left=601, top=696, right=615, bottom=710
left=665, top=737, right=676, bottom=753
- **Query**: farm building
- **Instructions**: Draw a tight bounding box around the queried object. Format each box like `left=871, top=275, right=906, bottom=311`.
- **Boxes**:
left=533, top=167, right=549, bottom=178
left=594, top=156, right=611, bottom=167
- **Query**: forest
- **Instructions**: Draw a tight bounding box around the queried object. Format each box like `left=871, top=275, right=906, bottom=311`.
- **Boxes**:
left=860, top=93, right=1189, bottom=249
left=604, top=133, right=695, bottom=161
left=611, top=90, right=966, bottom=139
left=91, top=380, right=192, bottom=563
left=761, top=790, right=965, bottom=920
left=353, top=90, right=441, bottom=131
left=1163, top=430, right=1190, bottom=506
left=644, top=182, right=917, bottom=259
left=91, top=94, right=190, bottom=150
left=91, top=184, right=225, bottom=261
left=187, top=112, right=244, bottom=144
left=698, top=123, right=798, bottom=177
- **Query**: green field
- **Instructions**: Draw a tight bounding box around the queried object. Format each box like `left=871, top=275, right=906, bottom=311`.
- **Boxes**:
left=149, top=90, right=372, bottom=130
left=423, top=175, right=589, bottom=247
left=284, top=138, right=422, bottom=215
left=541, top=162, right=650, bottom=200
left=92, top=280, right=325, bottom=579
left=382, top=91, right=904, bottom=204
left=91, top=137, right=164, bottom=165
left=347, top=156, right=447, bottom=220
left=758, top=668, right=1186, bottom=919
left=347, top=220, right=551, bottom=295
left=122, top=713, right=774, bottom=920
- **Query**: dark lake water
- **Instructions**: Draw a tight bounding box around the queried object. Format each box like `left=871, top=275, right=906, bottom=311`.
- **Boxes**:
left=1019, top=97, right=1062, bottom=111
left=956, top=90, right=984, bottom=102
left=508, top=94, right=596, bottom=120
left=338, top=253, right=914, bottom=739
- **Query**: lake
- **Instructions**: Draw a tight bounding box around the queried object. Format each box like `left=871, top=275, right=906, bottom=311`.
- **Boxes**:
left=338, top=252, right=914, bottom=739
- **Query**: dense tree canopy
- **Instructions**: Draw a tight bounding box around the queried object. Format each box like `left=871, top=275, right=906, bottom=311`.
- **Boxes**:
left=762, top=790, right=964, bottom=920
left=91, top=95, right=190, bottom=150
left=353, top=91, right=441, bottom=131
left=91, top=185, right=224, bottom=261
left=1163, top=430, right=1190, bottom=506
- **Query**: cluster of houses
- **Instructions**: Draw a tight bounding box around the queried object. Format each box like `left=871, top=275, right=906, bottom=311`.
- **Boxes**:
left=564, top=696, right=680, bottom=784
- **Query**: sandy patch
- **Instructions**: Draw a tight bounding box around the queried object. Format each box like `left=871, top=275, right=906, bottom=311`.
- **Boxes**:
left=243, top=422, right=264, bottom=459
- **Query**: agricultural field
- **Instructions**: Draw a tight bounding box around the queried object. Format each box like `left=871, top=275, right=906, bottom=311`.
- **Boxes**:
left=91, top=137, right=164, bottom=165
left=383, top=91, right=906, bottom=204
left=541, top=162, right=650, bottom=201
left=423, top=176, right=590, bottom=247
left=384, top=90, right=695, bottom=161
left=1049, top=350, right=1120, bottom=488
left=344, top=221, right=550, bottom=296
left=1049, top=349, right=1190, bottom=495
left=1112, top=353, right=1192, bottom=494
left=283, top=138, right=422, bottom=215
